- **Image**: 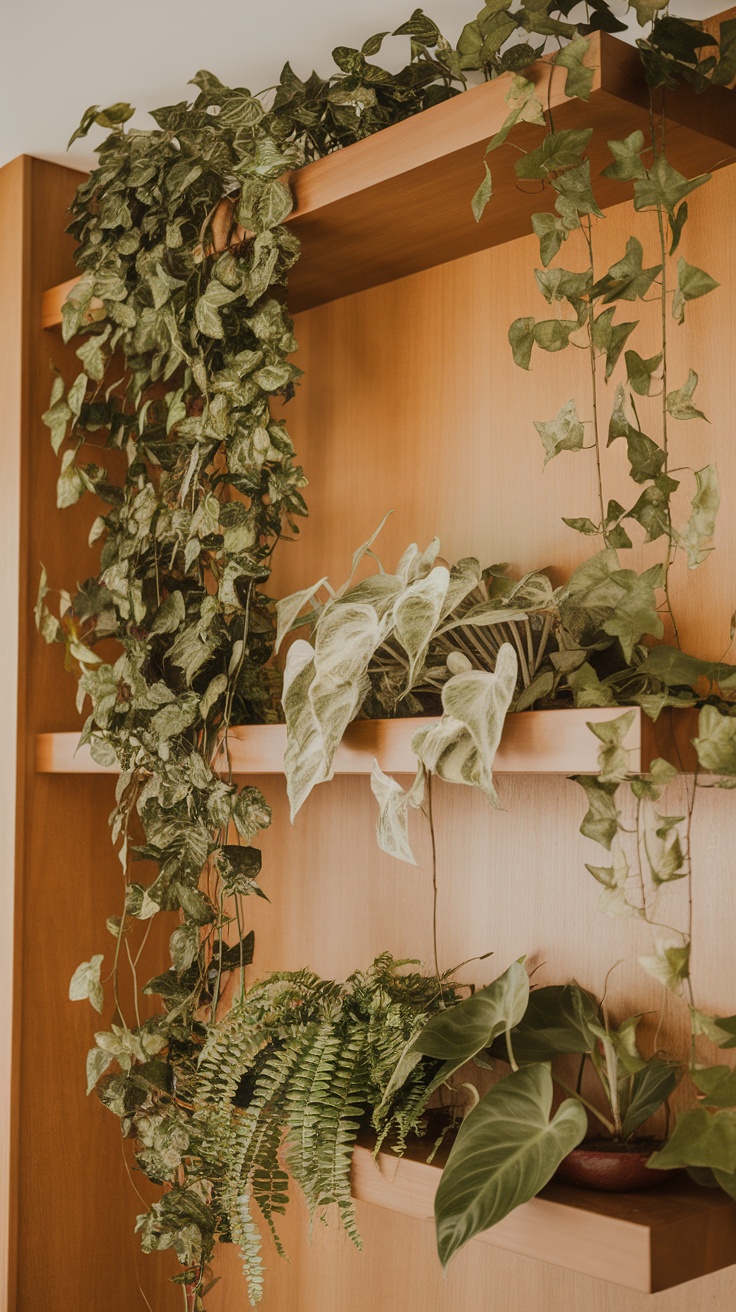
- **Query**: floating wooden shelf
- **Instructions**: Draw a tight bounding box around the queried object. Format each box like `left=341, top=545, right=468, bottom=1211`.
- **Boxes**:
left=351, top=1139, right=736, bottom=1293
left=34, top=705, right=697, bottom=776
left=41, top=31, right=736, bottom=328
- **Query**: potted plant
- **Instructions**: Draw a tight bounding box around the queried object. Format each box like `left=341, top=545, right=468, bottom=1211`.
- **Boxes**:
left=389, top=959, right=681, bottom=1269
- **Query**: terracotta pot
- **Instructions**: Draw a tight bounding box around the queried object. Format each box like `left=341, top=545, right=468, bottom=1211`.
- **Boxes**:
left=555, top=1139, right=671, bottom=1192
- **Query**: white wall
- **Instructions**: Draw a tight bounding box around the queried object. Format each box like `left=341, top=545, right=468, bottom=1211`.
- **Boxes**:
left=1, top=0, right=727, bottom=172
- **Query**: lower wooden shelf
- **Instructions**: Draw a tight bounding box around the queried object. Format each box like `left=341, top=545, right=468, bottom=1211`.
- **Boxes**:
left=351, top=1140, right=736, bottom=1293
left=35, top=706, right=698, bottom=776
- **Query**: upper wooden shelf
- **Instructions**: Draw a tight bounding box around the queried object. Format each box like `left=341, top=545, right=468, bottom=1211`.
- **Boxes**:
left=41, top=31, right=736, bottom=327
left=351, top=1139, right=736, bottom=1293
left=35, top=705, right=697, bottom=776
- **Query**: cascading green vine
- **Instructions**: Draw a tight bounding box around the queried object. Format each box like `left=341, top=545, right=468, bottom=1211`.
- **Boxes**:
left=37, top=2, right=736, bottom=1305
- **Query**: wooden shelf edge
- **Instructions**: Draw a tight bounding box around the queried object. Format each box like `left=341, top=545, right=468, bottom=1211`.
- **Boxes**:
left=351, top=1142, right=736, bottom=1293
left=41, top=31, right=736, bottom=325
left=34, top=705, right=699, bottom=777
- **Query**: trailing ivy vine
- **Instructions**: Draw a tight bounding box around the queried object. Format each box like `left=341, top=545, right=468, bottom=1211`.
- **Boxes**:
left=38, top=2, right=736, bottom=1306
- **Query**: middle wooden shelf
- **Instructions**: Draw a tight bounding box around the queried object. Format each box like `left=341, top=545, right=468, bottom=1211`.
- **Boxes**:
left=35, top=704, right=697, bottom=776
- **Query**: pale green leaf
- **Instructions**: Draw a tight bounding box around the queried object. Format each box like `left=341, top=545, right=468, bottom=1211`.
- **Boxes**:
left=434, top=1065, right=586, bottom=1267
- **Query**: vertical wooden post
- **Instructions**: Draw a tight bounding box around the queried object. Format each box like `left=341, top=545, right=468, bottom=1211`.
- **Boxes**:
left=0, top=152, right=29, bottom=1312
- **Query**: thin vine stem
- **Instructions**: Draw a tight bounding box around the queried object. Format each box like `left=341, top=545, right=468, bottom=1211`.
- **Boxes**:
left=582, top=216, right=607, bottom=536
left=425, top=772, right=444, bottom=1002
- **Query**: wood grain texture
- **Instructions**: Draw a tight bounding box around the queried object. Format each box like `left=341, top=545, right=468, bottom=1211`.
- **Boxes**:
left=39, top=31, right=736, bottom=324
left=350, top=1140, right=736, bottom=1293
left=0, top=154, right=28, bottom=1312
left=6, top=157, right=179, bottom=1312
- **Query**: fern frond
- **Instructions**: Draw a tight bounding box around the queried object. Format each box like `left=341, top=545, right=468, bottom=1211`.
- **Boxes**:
left=284, top=1023, right=342, bottom=1216
left=312, top=1024, right=369, bottom=1247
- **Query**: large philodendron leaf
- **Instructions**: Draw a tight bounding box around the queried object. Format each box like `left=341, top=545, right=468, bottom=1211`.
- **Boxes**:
left=412, top=644, right=518, bottom=806
left=492, top=984, right=600, bottom=1065
left=434, top=1064, right=587, bottom=1268
left=391, top=565, right=450, bottom=689
left=412, top=960, right=529, bottom=1084
left=283, top=602, right=387, bottom=817
left=274, top=576, right=328, bottom=652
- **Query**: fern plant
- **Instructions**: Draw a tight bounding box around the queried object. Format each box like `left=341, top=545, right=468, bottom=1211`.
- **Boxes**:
left=193, top=955, right=459, bottom=1305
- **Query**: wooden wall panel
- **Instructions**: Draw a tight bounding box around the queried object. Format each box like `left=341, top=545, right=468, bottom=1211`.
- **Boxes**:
left=0, top=154, right=28, bottom=1312
left=3, top=157, right=179, bottom=1312
left=270, top=165, right=736, bottom=661
left=208, top=165, right=736, bottom=1308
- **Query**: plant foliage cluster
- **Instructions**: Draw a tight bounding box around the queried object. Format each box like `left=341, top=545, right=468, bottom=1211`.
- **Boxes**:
left=38, top=0, right=736, bottom=1304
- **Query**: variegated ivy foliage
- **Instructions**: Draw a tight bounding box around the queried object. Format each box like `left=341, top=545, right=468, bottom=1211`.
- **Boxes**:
left=488, top=64, right=723, bottom=599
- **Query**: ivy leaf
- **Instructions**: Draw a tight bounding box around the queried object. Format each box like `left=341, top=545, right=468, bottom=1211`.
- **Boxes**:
left=592, top=308, right=637, bottom=379
left=634, top=158, right=710, bottom=222
left=639, top=940, right=690, bottom=994
left=674, top=465, right=720, bottom=569
left=508, top=317, right=535, bottom=369
left=691, top=1007, right=736, bottom=1049
left=593, top=237, right=661, bottom=304
left=194, top=279, right=239, bottom=339
left=42, top=375, right=73, bottom=455
left=601, top=564, right=664, bottom=660
left=648, top=1107, right=736, bottom=1175
left=434, top=1065, right=586, bottom=1268
left=534, top=268, right=592, bottom=309
left=588, top=709, right=636, bottom=784
left=57, top=450, right=86, bottom=509
left=666, top=369, right=707, bottom=422
left=625, top=349, right=662, bottom=396
left=573, top=775, right=620, bottom=850
left=471, top=162, right=493, bottom=222
left=672, top=259, right=719, bottom=325
left=86, top=1045, right=114, bottom=1095
left=669, top=201, right=688, bottom=254
left=693, top=706, right=736, bottom=775
left=534, top=399, right=585, bottom=465
left=551, top=159, right=603, bottom=217
left=515, top=129, right=593, bottom=180
left=691, top=1066, right=736, bottom=1109
left=601, top=130, right=646, bottom=181
left=170, top=921, right=200, bottom=973
left=562, top=516, right=599, bottom=536
left=217, top=845, right=263, bottom=896
left=626, top=483, right=670, bottom=542
left=628, top=0, right=668, bottom=25
left=531, top=197, right=580, bottom=267
left=69, top=954, right=104, bottom=1014
left=552, top=35, right=594, bottom=101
